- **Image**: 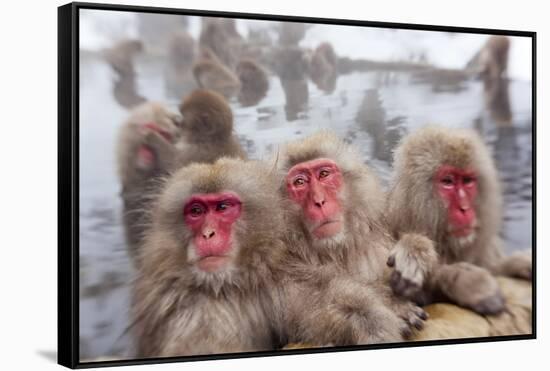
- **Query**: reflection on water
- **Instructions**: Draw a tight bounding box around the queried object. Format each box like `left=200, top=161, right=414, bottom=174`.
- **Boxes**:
left=79, top=55, right=532, bottom=360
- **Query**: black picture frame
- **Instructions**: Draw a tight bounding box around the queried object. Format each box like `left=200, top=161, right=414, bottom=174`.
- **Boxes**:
left=58, top=2, right=536, bottom=369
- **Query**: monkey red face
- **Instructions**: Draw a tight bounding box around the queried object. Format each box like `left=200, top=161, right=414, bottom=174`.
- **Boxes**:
left=286, top=158, right=344, bottom=239
left=435, top=165, right=478, bottom=237
left=183, top=192, right=242, bottom=272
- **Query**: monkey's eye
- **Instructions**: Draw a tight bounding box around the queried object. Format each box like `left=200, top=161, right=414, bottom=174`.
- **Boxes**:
left=216, top=201, right=232, bottom=212
left=188, top=204, right=205, bottom=217
left=462, top=176, right=476, bottom=185
left=319, top=169, right=330, bottom=179
left=293, top=177, right=307, bottom=187
left=440, top=176, right=454, bottom=186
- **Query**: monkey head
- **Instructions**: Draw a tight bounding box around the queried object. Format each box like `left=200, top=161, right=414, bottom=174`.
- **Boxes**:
left=286, top=158, right=344, bottom=240
left=145, top=158, right=283, bottom=291
left=391, top=126, right=501, bottom=251
left=280, top=131, right=387, bottom=249
left=178, top=89, right=234, bottom=142
left=117, top=102, right=182, bottom=185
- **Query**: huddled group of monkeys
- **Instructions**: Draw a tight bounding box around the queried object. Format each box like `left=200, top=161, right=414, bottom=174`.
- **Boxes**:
left=105, top=17, right=529, bottom=357
left=116, top=90, right=531, bottom=357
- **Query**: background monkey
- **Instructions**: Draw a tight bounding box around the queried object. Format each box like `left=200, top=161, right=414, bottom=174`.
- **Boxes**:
left=116, top=102, right=182, bottom=263
left=176, top=89, right=247, bottom=164
left=117, top=89, right=246, bottom=264
left=386, top=126, right=531, bottom=315
left=117, top=90, right=246, bottom=265
left=131, top=158, right=285, bottom=357
left=276, top=132, right=427, bottom=346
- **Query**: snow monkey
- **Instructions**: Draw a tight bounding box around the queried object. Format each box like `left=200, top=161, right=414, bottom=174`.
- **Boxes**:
left=131, top=158, right=286, bottom=357
left=117, top=102, right=182, bottom=264
left=176, top=89, right=247, bottom=164
left=386, top=126, right=531, bottom=315
left=277, top=132, right=428, bottom=346
left=117, top=90, right=245, bottom=265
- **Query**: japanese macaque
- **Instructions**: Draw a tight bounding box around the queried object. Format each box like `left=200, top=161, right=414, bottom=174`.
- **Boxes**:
left=165, top=31, right=198, bottom=99
left=192, top=58, right=241, bottom=99
left=117, top=90, right=245, bottom=265
left=275, top=47, right=310, bottom=121
left=199, top=18, right=243, bottom=69
left=386, top=126, right=532, bottom=315
left=137, top=13, right=189, bottom=54
left=236, top=59, right=269, bottom=106
left=277, top=132, right=427, bottom=346
left=131, top=158, right=285, bottom=356
left=167, top=31, right=196, bottom=75
left=103, top=39, right=143, bottom=76
left=309, top=42, right=338, bottom=93
left=103, top=39, right=146, bottom=109
left=116, top=102, right=182, bottom=263
left=466, top=35, right=510, bottom=80
left=177, top=89, right=247, bottom=164
left=278, top=22, right=308, bottom=46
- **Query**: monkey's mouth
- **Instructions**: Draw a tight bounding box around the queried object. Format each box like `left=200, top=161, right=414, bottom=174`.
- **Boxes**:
left=197, top=255, right=231, bottom=272
left=448, top=224, right=476, bottom=237
left=312, top=219, right=343, bottom=239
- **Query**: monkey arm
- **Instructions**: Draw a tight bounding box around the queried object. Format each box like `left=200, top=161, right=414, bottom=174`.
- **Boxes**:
left=471, top=237, right=532, bottom=281
left=285, top=278, right=425, bottom=346
left=491, top=251, right=532, bottom=280
left=429, top=262, right=505, bottom=315
left=143, top=131, right=178, bottom=172
left=387, top=233, right=438, bottom=304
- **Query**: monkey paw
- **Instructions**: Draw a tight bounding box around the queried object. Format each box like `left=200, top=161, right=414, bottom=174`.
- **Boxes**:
left=470, top=293, right=505, bottom=315
left=387, top=234, right=438, bottom=302
left=500, top=253, right=532, bottom=281
left=438, top=262, right=506, bottom=316
left=391, top=300, right=428, bottom=338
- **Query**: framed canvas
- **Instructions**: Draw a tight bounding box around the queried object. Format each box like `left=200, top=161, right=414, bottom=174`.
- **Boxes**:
left=58, top=2, right=536, bottom=368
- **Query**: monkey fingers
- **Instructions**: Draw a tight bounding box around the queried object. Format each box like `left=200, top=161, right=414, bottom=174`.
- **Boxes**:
left=393, top=300, right=428, bottom=337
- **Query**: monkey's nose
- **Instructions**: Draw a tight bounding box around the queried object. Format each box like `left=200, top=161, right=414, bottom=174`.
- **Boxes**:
left=314, top=199, right=326, bottom=207
left=202, top=229, right=216, bottom=239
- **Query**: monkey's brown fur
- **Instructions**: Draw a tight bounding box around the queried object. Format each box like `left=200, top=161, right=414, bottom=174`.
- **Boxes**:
left=192, top=60, right=241, bottom=99
left=467, top=35, right=510, bottom=80
left=276, top=132, right=427, bottom=346
left=117, top=91, right=246, bottom=265
left=199, top=18, right=243, bottom=69
left=386, top=126, right=531, bottom=314
left=177, top=89, right=246, bottom=163
left=236, top=59, right=269, bottom=106
left=116, top=102, right=182, bottom=263
left=309, top=42, right=338, bottom=93
left=132, top=158, right=286, bottom=357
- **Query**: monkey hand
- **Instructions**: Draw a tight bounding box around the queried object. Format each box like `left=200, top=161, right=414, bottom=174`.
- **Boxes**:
left=436, top=262, right=505, bottom=315
left=497, top=252, right=532, bottom=280
left=387, top=234, right=438, bottom=303
left=142, top=130, right=177, bottom=170
left=391, top=299, right=428, bottom=339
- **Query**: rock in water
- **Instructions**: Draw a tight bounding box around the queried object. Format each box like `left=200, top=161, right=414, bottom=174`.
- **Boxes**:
left=413, top=276, right=532, bottom=341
